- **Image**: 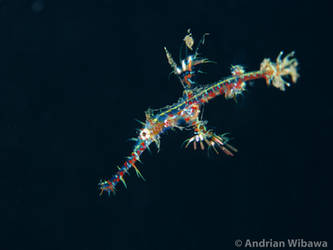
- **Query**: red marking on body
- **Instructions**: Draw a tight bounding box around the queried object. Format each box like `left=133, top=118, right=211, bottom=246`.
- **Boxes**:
left=236, top=79, right=242, bottom=89
left=184, top=74, right=192, bottom=87
left=208, top=91, right=216, bottom=97
left=188, top=58, right=192, bottom=71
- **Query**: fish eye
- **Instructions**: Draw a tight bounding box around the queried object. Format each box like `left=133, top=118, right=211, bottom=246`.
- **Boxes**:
left=140, top=128, right=150, bottom=140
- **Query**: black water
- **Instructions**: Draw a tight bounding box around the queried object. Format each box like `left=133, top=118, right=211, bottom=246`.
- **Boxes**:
left=1, top=0, right=331, bottom=249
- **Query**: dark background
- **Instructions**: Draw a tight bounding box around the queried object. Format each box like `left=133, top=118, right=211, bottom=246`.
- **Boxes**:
left=1, top=0, right=331, bottom=249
